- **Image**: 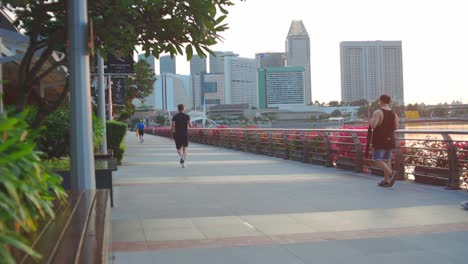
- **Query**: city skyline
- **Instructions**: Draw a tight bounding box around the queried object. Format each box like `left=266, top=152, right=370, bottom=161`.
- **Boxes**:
left=163, top=0, right=467, bottom=105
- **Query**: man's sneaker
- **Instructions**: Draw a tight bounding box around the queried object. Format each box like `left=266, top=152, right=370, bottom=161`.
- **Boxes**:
left=181, top=163, right=185, bottom=168
left=180, top=158, right=184, bottom=164
left=378, top=180, right=391, bottom=187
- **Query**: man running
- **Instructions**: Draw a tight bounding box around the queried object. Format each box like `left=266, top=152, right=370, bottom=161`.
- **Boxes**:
left=137, top=120, right=145, bottom=143
left=368, top=94, right=399, bottom=187
left=172, top=104, right=191, bottom=167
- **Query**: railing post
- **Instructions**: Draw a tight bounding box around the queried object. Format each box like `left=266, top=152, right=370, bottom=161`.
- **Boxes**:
left=395, top=136, right=405, bottom=180
left=302, top=133, right=309, bottom=163
left=255, top=132, right=260, bottom=154
left=244, top=130, right=249, bottom=152
left=351, top=132, right=363, bottom=172
left=323, top=132, right=334, bottom=167
left=268, top=132, right=273, bottom=156
left=442, top=134, right=460, bottom=190
left=283, top=131, right=289, bottom=159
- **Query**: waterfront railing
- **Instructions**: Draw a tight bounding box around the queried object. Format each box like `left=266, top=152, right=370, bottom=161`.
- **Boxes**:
left=145, top=127, right=468, bottom=189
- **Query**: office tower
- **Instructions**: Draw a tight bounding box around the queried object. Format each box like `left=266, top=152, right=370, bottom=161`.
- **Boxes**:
left=192, top=73, right=225, bottom=109
left=160, top=55, right=176, bottom=74
left=255, top=52, right=286, bottom=68
left=286, top=20, right=311, bottom=104
left=258, top=67, right=305, bottom=108
left=190, top=55, right=207, bottom=75
left=138, top=54, right=157, bottom=108
left=155, top=74, right=192, bottom=111
left=224, top=56, right=257, bottom=107
left=340, top=41, right=404, bottom=105
left=209, top=51, right=236, bottom=73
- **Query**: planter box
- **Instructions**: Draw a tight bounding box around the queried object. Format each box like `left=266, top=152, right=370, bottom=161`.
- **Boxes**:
left=55, top=159, right=118, bottom=206
left=413, top=166, right=448, bottom=186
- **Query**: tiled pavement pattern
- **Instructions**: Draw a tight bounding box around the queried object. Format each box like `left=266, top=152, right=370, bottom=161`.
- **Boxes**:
left=111, top=134, right=468, bottom=264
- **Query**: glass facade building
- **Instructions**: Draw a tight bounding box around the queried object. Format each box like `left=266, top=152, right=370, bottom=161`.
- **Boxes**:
left=258, top=67, right=305, bottom=109
left=160, top=55, right=176, bottom=74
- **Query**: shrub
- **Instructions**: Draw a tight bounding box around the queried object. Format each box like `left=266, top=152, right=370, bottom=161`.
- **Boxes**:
left=39, top=107, right=104, bottom=158
left=106, top=120, right=127, bottom=163
left=0, top=111, right=67, bottom=263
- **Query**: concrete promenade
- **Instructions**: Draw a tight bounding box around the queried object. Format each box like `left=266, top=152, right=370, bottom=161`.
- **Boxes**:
left=111, top=134, right=468, bottom=264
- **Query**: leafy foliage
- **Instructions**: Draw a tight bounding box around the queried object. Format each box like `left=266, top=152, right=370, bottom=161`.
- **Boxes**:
left=0, top=111, right=67, bottom=263
left=106, top=120, right=127, bottom=163
left=114, top=60, right=157, bottom=121
left=3, top=0, right=239, bottom=122
left=39, top=107, right=104, bottom=158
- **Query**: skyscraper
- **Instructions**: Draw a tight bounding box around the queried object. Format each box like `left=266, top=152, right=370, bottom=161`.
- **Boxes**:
left=255, top=52, right=286, bottom=68
left=209, top=51, right=236, bottom=73
left=160, top=55, right=176, bottom=74
left=192, top=74, right=225, bottom=109
left=190, top=55, right=207, bottom=75
left=224, top=56, right=257, bottom=107
left=286, top=20, right=311, bottom=104
left=340, top=41, right=404, bottom=105
left=258, top=67, right=305, bottom=109
left=155, top=74, right=192, bottom=111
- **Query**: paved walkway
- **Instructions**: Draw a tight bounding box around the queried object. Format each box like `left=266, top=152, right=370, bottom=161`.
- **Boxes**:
left=111, top=134, right=468, bottom=264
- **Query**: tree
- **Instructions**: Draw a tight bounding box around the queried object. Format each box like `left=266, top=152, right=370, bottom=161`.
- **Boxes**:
left=349, top=99, right=369, bottom=106
left=3, top=0, right=238, bottom=125
left=328, top=101, right=340, bottom=106
left=331, top=109, right=342, bottom=117
left=155, top=115, right=167, bottom=126
left=113, top=60, right=156, bottom=121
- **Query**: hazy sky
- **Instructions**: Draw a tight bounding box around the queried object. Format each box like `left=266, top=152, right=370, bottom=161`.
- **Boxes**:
left=170, top=0, right=468, bottom=104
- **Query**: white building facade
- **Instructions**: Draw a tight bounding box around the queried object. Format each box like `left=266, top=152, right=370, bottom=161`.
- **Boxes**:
left=192, top=74, right=225, bottom=110
left=224, top=56, right=257, bottom=107
left=155, top=74, right=192, bottom=111
left=340, top=41, right=404, bottom=105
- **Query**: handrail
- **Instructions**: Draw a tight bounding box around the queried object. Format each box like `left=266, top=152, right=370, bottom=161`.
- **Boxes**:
left=147, top=126, right=468, bottom=190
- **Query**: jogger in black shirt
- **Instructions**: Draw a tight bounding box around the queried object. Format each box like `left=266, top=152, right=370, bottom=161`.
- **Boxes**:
left=171, top=104, right=191, bottom=168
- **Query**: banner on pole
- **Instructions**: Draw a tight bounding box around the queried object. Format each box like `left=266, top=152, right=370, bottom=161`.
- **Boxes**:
left=111, top=77, right=126, bottom=106
left=105, top=55, right=134, bottom=74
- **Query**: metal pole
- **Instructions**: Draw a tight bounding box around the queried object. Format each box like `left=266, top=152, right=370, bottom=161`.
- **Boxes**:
left=68, top=0, right=96, bottom=190
left=97, top=52, right=107, bottom=154
left=107, top=75, right=113, bottom=120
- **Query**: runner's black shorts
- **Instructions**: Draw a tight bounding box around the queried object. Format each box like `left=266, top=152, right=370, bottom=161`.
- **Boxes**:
left=175, top=136, right=188, bottom=150
left=138, top=129, right=144, bottom=136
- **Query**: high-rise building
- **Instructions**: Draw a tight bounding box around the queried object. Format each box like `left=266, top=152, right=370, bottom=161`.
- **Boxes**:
left=138, top=54, right=157, bottom=108
left=160, top=55, right=176, bottom=74
left=255, top=52, right=286, bottom=68
left=155, top=74, right=192, bottom=111
left=224, top=56, right=257, bottom=107
left=258, top=67, right=305, bottom=109
left=190, top=55, right=207, bottom=75
left=286, top=20, right=311, bottom=104
left=192, top=73, right=225, bottom=109
left=209, top=51, right=236, bottom=73
left=340, top=41, right=404, bottom=105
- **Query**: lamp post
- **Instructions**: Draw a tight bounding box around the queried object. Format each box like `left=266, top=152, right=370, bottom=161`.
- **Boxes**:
left=68, top=0, right=96, bottom=190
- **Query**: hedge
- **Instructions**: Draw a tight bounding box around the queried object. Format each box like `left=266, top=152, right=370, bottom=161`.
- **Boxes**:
left=39, top=107, right=104, bottom=158
left=106, top=120, right=127, bottom=163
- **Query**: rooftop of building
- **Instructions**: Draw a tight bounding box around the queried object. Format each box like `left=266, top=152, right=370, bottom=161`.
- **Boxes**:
left=287, top=19, right=309, bottom=37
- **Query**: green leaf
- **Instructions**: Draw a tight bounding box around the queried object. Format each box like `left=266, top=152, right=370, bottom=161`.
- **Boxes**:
left=186, top=44, right=194, bottom=60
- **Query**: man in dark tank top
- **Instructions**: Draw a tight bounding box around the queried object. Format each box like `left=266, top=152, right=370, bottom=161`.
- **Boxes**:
left=368, top=94, right=400, bottom=187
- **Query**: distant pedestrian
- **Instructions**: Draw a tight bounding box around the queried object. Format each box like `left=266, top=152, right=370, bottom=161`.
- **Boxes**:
left=171, top=104, right=192, bottom=168
left=137, top=120, right=145, bottom=143
left=368, top=94, right=399, bottom=187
